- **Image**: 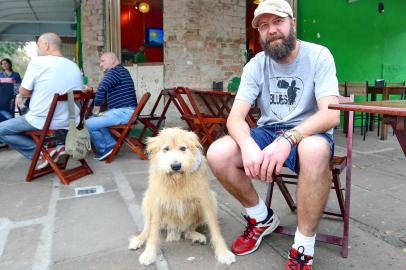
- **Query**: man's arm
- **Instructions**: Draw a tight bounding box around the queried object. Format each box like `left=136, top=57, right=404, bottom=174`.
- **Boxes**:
left=94, top=69, right=119, bottom=106
left=227, top=100, right=264, bottom=179
left=292, top=95, right=340, bottom=138
left=18, top=86, right=32, bottom=97
left=15, top=86, right=32, bottom=107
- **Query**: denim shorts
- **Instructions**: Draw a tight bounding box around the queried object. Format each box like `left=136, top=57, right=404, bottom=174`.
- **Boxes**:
left=250, top=125, right=334, bottom=173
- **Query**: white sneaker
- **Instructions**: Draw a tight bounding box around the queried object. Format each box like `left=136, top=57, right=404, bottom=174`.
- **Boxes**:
left=35, top=146, right=58, bottom=169
left=36, top=154, right=50, bottom=169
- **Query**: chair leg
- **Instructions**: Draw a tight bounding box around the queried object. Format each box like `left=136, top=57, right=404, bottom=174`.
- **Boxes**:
left=332, top=173, right=345, bottom=218
left=360, top=112, right=364, bottom=136
left=106, top=138, right=122, bottom=163
left=265, top=181, right=275, bottom=208
left=363, top=113, right=368, bottom=141
left=276, top=178, right=297, bottom=212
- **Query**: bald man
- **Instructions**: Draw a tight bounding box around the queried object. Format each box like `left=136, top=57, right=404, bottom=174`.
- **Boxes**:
left=84, top=52, right=137, bottom=161
left=0, top=32, right=83, bottom=169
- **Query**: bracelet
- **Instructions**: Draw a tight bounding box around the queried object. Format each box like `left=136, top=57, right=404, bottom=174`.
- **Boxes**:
left=288, top=129, right=303, bottom=144
left=278, top=133, right=294, bottom=147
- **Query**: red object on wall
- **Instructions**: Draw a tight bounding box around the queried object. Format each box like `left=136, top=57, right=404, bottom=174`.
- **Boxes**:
left=247, top=2, right=261, bottom=54
left=121, top=4, right=163, bottom=63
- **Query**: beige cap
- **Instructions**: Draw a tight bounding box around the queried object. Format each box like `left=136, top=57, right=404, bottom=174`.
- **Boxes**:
left=252, top=0, right=293, bottom=28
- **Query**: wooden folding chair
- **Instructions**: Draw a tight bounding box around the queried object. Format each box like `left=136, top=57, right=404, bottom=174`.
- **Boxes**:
left=25, top=91, right=93, bottom=185
left=173, top=87, right=227, bottom=150
left=265, top=95, right=354, bottom=258
left=138, top=89, right=183, bottom=139
left=106, top=92, right=151, bottom=163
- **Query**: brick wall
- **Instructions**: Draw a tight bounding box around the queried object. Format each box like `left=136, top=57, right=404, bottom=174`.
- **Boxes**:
left=164, top=0, right=246, bottom=90
left=81, top=0, right=105, bottom=86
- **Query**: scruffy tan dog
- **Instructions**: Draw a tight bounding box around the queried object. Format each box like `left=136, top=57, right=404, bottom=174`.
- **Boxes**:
left=128, top=127, right=236, bottom=266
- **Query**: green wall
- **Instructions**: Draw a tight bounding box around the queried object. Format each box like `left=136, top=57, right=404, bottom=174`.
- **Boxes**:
left=297, top=0, right=406, bottom=83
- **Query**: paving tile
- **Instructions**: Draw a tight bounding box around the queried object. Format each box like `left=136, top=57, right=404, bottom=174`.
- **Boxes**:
left=0, top=182, right=52, bottom=221
left=53, top=192, right=135, bottom=262
left=0, top=225, right=42, bottom=270
left=51, top=248, right=138, bottom=270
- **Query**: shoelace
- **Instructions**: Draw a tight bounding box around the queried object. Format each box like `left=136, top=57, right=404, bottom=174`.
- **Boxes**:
left=287, top=246, right=311, bottom=270
left=241, top=215, right=256, bottom=239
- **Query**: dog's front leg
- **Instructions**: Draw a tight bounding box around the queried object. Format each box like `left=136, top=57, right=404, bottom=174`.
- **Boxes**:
left=129, top=194, right=153, bottom=250
left=200, top=194, right=236, bottom=265
left=128, top=217, right=150, bottom=250
left=139, top=204, right=161, bottom=266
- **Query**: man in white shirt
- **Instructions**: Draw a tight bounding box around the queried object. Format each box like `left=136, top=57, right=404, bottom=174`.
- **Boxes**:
left=0, top=32, right=82, bottom=168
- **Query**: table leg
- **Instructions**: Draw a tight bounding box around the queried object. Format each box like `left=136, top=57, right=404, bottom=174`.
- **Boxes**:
left=384, top=116, right=406, bottom=156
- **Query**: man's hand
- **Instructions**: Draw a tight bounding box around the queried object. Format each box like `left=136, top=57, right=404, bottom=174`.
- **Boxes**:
left=259, top=137, right=291, bottom=182
left=92, top=106, right=101, bottom=116
left=15, top=95, right=24, bottom=108
left=240, top=140, right=264, bottom=179
left=83, top=85, right=94, bottom=94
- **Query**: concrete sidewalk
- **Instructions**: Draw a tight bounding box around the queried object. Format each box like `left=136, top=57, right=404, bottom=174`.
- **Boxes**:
left=0, top=128, right=405, bottom=270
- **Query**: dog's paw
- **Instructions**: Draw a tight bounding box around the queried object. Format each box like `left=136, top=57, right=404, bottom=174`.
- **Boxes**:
left=166, top=231, right=181, bottom=242
left=215, top=249, right=236, bottom=265
left=128, top=236, right=144, bottom=250
left=185, top=231, right=207, bottom=244
left=139, top=250, right=157, bottom=266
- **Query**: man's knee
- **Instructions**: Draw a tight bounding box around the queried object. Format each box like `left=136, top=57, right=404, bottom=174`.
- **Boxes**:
left=207, top=136, right=239, bottom=168
left=298, top=136, right=331, bottom=169
left=84, top=117, right=100, bottom=130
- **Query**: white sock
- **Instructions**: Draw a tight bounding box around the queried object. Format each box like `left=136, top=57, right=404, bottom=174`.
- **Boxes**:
left=245, top=198, right=268, bottom=222
left=292, top=227, right=316, bottom=257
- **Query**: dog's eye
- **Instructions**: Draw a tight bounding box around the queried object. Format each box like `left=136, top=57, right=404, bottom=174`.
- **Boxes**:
left=179, top=146, right=187, bottom=152
left=162, top=146, right=169, bottom=152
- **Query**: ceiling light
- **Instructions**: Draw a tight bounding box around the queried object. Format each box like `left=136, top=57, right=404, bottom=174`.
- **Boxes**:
left=138, top=2, right=150, bottom=13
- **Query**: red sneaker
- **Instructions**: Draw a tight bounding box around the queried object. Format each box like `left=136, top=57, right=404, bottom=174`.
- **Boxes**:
left=231, top=208, right=279, bottom=255
left=285, top=246, right=313, bottom=270
left=54, top=145, right=68, bottom=163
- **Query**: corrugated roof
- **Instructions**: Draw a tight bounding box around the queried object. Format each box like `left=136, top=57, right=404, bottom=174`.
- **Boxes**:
left=0, top=0, right=79, bottom=41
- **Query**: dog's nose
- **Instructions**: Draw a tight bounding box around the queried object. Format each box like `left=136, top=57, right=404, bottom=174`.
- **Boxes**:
left=170, top=162, right=182, bottom=171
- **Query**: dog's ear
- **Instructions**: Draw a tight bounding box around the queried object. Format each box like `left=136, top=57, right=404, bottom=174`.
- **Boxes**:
left=186, top=131, right=203, bottom=151
left=146, top=135, right=160, bottom=156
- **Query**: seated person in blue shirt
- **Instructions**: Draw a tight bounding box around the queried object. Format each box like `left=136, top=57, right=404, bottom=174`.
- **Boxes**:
left=84, top=52, right=138, bottom=161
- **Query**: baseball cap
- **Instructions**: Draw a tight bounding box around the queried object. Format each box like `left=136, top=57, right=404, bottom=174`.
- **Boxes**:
left=252, top=0, right=294, bottom=28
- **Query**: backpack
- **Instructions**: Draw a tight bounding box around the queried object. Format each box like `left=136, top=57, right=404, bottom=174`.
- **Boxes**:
left=65, top=91, right=92, bottom=160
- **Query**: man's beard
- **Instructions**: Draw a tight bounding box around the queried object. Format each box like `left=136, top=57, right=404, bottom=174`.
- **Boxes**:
left=260, top=26, right=296, bottom=61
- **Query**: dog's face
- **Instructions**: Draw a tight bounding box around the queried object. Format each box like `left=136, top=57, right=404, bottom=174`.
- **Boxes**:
left=147, top=128, right=203, bottom=177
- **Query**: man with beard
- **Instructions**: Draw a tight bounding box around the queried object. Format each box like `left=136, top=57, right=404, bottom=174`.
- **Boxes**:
left=206, top=0, right=340, bottom=269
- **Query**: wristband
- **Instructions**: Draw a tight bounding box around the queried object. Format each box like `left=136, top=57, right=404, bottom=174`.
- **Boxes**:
left=287, top=129, right=303, bottom=144
left=278, top=133, right=294, bottom=147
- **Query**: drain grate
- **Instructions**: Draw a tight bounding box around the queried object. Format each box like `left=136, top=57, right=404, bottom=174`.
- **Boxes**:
left=75, top=185, right=105, bottom=197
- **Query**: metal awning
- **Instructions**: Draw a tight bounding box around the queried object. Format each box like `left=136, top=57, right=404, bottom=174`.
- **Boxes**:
left=0, top=0, right=80, bottom=42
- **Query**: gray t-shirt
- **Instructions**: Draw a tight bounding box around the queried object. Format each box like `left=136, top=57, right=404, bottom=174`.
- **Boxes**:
left=236, top=41, right=339, bottom=133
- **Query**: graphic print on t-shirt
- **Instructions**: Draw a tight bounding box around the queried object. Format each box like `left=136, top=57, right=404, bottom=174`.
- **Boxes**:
left=269, top=76, right=304, bottom=120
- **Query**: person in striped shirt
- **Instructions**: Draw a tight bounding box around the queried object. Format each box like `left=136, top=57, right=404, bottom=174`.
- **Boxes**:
left=84, top=52, right=138, bottom=160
